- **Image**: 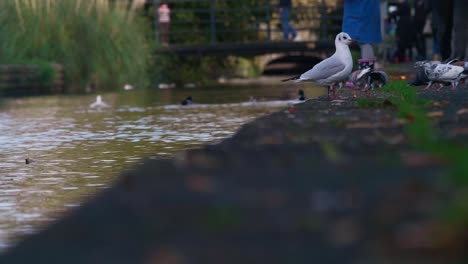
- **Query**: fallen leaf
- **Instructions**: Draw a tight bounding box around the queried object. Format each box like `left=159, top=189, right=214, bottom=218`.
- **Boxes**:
left=402, top=113, right=416, bottom=122
left=320, top=142, right=342, bottom=162
left=346, top=121, right=403, bottom=129
left=427, top=111, right=444, bottom=118
left=329, top=217, right=361, bottom=247
left=256, top=135, right=283, bottom=145
left=381, top=134, right=406, bottom=145
left=186, top=174, right=214, bottom=193
left=400, top=152, right=447, bottom=167
left=450, top=127, right=468, bottom=136
left=456, top=108, right=468, bottom=115
left=382, top=99, right=394, bottom=107
left=394, top=221, right=435, bottom=250
left=332, top=99, right=346, bottom=103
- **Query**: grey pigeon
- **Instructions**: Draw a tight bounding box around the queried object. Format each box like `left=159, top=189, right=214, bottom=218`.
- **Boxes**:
left=415, top=61, right=467, bottom=90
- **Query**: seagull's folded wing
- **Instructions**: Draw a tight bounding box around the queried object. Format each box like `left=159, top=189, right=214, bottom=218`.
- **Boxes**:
left=300, top=57, right=346, bottom=81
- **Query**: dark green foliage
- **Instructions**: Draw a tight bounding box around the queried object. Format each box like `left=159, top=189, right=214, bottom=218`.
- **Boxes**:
left=383, top=81, right=468, bottom=225
left=0, top=0, right=153, bottom=92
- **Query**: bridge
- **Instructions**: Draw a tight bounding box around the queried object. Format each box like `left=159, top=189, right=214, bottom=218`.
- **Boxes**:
left=143, top=0, right=343, bottom=56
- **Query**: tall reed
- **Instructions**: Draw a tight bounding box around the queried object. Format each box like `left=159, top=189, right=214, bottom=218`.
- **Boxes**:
left=0, top=0, right=153, bottom=91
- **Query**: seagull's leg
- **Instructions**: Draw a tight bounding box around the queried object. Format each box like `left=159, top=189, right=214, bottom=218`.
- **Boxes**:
left=331, top=83, right=336, bottom=100
left=367, top=76, right=372, bottom=90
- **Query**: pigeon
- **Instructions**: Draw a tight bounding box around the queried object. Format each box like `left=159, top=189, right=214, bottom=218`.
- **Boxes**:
left=349, top=68, right=388, bottom=90
left=282, top=32, right=354, bottom=99
left=409, top=61, right=439, bottom=86
left=349, top=68, right=372, bottom=89
left=415, top=61, right=467, bottom=90
left=89, top=95, right=110, bottom=108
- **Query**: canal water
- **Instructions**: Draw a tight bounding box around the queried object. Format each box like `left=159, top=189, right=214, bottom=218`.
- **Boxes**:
left=0, top=83, right=323, bottom=250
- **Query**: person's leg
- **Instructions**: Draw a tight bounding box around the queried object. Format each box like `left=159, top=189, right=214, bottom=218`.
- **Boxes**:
left=433, top=0, right=453, bottom=60
left=451, top=0, right=468, bottom=60
left=415, top=33, right=426, bottom=60
left=360, top=44, right=375, bottom=59
left=280, top=7, right=296, bottom=40
left=280, top=8, right=290, bottom=40
left=395, top=41, right=406, bottom=62
left=160, top=23, right=169, bottom=44
left=286, top=8, right=297, bottom=39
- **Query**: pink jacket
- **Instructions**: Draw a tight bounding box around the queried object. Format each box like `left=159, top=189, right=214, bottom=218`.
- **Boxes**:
left=158, top=4, right=171, bottom=23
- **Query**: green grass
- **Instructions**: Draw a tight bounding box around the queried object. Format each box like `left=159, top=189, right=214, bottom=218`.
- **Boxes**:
left=0, top=0, right=153, bottom=91
left=382, top=81, right=436, bottom=146
left=381, top=81, right=468, bottom=226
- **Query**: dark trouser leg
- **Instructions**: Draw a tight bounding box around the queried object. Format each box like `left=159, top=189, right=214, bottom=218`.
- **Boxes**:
left=280, top=7, right=296, bottom=40
left=415, top=33, right=426, bottom=59
left=159, top=22, right=169, bottom=44
left=451, top=0, right=468, bottom=60
left=431, top=0, right=453, bottom=60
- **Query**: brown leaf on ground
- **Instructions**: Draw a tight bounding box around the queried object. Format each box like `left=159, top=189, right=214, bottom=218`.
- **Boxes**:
left=328, top=217, right=361, bottom=247
left=402, top=113, right=416, bottom=122
left=393, top=221, right=436, bottom=251
left=256, top=135, right=283, bottom=145
left=346, top=121, right=403, bottom=129
left=456, top=108, right=468, bottom=115
left=449, top=127, right=468, bottom=136
left=146, top=247, right=187, bottom=264
left=185, top=174, right=215, bottom=193
left=382, top=99, right=394, bottom=107
left=380, top=134, right=406, bottom=145
left=400, top=152, right=447, bottom=167
left=427, top=111, right=444, bottom=118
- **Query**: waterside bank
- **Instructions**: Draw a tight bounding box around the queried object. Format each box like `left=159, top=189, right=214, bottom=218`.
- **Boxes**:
left=2, top=79, right=468, bottom=263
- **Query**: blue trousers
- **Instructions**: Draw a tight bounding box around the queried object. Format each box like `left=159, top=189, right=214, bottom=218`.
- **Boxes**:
left=280, top=7, right=297, bottom=40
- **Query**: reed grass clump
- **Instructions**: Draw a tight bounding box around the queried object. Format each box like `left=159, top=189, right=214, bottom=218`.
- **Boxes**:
left=0, top=0, right=153, bottom=91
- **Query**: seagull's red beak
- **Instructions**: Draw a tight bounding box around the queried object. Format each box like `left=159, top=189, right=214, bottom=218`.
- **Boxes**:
left=350, top=39, right=356, bottom=43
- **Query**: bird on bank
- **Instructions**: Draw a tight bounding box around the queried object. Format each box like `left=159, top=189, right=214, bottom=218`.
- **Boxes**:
left=181, top=96, right=193, bottom=106
left=415, top=61, right=466, bottom=90
left=349, top=67, right=388, bottom=90
left=282, top=32, right=354, bottom=99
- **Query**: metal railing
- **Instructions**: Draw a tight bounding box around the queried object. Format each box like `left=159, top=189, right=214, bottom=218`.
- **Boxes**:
left=149, top=0, right=343, bottom=45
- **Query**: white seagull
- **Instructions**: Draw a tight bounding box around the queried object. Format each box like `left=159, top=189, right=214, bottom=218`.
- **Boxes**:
left=282, top=32, right=354, bottom=99
left=416, top=61, right=467, bottom=90
left=89, top=95, right=110, bottom=108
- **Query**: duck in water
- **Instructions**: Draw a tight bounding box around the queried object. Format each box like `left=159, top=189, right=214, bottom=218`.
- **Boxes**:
left=89, top=95, right=110, bottom=108
left=181, top=96, right=193, bottom=106
left=298, top=89, right=305, bottom=101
